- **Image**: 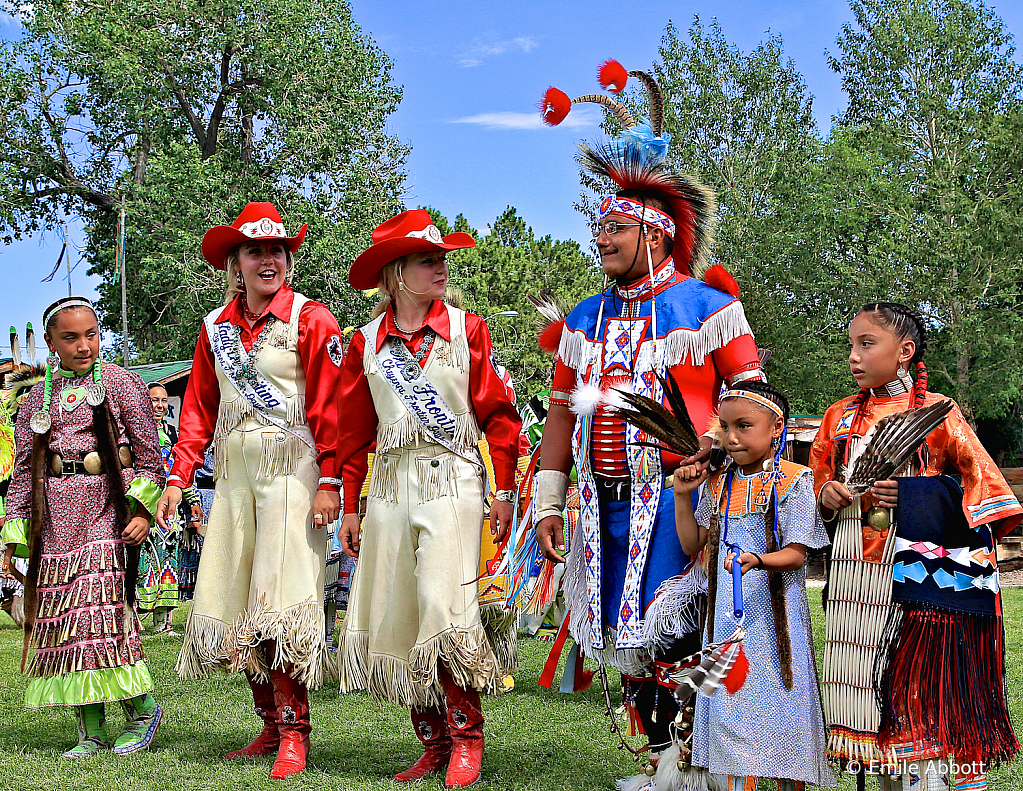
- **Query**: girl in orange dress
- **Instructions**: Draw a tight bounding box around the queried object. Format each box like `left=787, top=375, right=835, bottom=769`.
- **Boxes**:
left=810, top=302, right=1020, bottom=791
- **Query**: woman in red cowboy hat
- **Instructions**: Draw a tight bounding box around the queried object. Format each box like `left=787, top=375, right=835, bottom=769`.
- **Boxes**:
left=155, top=202, right=344, bottom=779
left=336, top=209, right=522, bottom=788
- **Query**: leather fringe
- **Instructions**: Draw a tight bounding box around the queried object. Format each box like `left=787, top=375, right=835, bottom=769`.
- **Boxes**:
left=339, top=621, right=507, bottom=709
left=416, top=454, right=458, bottom=503
left=212, top=394, right=308, bottom=480
left=176, top=595, right=335, bottom=690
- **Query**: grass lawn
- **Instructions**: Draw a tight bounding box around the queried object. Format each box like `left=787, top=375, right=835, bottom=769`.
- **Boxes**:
left=0, top=590, right=1019, bottom=791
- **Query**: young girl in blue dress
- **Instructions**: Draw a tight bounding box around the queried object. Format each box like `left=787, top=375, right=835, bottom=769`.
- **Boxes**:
left=674, top=380, right=834, bottom=791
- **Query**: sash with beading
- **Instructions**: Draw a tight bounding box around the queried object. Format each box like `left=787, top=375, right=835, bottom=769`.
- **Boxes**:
left=374, top=334, right=484, bottom=473
left=205, top=315, right=314, bottom=449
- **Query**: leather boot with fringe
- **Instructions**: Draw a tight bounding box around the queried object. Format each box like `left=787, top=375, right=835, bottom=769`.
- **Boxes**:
left=225, top=673, right=280, bottom=759
left=394, top=706, right=452, bottom=782
left=268, top=666, right=310, bottom=780
left=440, top=671, right=484, bottom=789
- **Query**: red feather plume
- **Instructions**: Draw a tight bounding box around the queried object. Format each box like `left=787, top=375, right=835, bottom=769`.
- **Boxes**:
left=598, top=59, right=628, bottom=93
left=539, top=87, right=571, bottom=126
left=723, top=644, right=749, bottom=694
left=703, top=263, right=740, bottom=298
left=538, top=318, right=566, bottom=353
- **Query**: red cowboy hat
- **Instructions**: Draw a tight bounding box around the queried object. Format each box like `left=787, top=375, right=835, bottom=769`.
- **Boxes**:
left=348, top=209, right=475, bottom=290
left=201, top=202, right=308, bottom=270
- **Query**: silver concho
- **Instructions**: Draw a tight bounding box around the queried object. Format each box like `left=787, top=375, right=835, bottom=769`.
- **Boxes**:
left=30, top=410, right=52, bottom=434
left=402, top=362, right=421, bottom=380
left=86, top=382, right=107, bottom=406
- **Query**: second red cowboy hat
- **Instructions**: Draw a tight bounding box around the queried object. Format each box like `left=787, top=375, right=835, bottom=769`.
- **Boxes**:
left=348, top=209, right=475, bottom=290
left=201, top=202, right=308, bottom=270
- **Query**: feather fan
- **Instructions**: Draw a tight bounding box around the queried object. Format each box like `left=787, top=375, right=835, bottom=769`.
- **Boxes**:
left=843, top=399, right=954, bottom=495
left=615, top=374, right=701, bottom=458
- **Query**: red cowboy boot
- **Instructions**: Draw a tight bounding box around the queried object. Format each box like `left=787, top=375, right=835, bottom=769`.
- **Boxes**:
left=394, top=706, right=452, bottom=782
left=439, top=672, right=484, bottom=789
left=268, top=667, right=311, bottom=780
left=225, top=674, right=280, bottom=759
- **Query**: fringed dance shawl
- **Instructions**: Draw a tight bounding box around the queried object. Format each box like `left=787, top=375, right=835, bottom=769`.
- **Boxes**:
left=875, top=476, right=1019, bottom=766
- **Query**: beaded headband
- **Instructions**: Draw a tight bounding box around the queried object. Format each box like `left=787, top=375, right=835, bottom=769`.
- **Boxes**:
left=598, top=195, right=676, bottom=238
left=43, top=297, right=96, bottom=329
left=721, top=389, right=784, bottom=418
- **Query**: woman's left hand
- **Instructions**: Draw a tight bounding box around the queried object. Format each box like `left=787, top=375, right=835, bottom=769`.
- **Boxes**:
left=311, top=490, right=341, bottom=529
left=123, top=515, right=152, bottom=546
left=871, top=479, right=899, bottom=508
left=491, top=500, right=514, bottom=543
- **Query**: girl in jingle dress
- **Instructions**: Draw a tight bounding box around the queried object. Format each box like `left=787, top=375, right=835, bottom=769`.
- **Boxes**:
left=1, top=296, right=165, bottom=757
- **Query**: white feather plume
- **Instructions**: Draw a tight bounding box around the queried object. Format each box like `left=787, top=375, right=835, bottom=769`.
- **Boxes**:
left=841, top=420, right=880, bottom=489
left=570, top=383, right=605, bottom=417
left=602, top=381, right=636, bottom=412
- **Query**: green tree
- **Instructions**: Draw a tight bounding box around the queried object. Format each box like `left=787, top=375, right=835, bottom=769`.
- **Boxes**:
left=625, top=18, right=848, bottom=413
left=0, top=0, right=407, bottom=361
left=828, top=0, right=1023, bottom=423
left=426, top=206, right=602, bottom=404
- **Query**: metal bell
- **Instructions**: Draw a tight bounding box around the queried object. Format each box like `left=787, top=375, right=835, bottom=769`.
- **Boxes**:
left=867, top=505, right=891, bottom=531
left=644, top=763, right=657, bottom=777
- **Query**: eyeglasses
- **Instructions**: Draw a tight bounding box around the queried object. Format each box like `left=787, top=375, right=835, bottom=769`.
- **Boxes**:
left=592, top=221, right=642, bottom=238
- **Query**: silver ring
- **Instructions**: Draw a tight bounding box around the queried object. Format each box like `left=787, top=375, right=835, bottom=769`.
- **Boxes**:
left=313, top=514, right=324, bottom=522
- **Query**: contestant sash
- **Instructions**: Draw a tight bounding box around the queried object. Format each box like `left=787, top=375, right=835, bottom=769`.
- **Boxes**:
left=204, top=314, right=314, bottom=449
left=374, top=334, right=484, bottom=474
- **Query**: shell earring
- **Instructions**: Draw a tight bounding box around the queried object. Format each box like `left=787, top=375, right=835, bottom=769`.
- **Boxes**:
left=897, top=364, right=907, bottom=378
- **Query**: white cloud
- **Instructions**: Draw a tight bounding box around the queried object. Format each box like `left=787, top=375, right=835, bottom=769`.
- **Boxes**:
left=457, top=36, right=539, bottom=68
left=450, top=108, right=596, bottom=131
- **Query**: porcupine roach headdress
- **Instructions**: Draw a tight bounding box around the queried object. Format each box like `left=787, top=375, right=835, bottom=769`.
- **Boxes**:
left=540, top=59, right=737, bottom=296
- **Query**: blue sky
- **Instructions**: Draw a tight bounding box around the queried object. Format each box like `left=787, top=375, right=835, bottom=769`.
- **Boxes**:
left=2, top=1, right=1022, bottom=357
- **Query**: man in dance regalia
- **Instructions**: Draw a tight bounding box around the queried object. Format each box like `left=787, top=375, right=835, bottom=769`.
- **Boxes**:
left=533, top=61, right=763, bottom=786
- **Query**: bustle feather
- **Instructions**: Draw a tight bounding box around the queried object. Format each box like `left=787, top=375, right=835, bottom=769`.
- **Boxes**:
left=527, top=291, right=570, bottom=354
left=843, top=399, right=954, bottom=495
left=614, top=374, right=701, bottom=458
left=9, top=327, right=20, bottom=369
left=25, top=323, right=35, bottom=364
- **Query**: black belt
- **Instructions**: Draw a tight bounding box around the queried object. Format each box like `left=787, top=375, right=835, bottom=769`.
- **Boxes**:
left=47, top=444, right=135, bottom=477
left=594, top=476, right=630, bottom=501
left=49, top=458, right=102, bottom=477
